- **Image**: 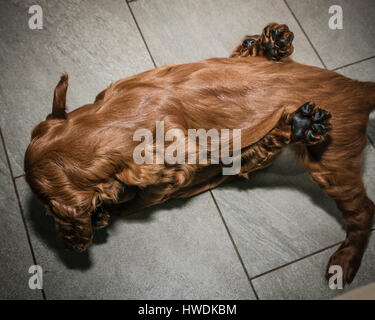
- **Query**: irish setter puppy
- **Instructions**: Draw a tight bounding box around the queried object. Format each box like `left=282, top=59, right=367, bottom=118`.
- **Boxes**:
left=24, top=23, right=375, bottom=286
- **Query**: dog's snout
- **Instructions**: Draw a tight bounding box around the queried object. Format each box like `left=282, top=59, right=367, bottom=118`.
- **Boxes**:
left=91, top=206, right=110, bottom=229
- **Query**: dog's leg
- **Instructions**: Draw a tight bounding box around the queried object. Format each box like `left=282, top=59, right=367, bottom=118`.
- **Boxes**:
left=230, top=22, right=294, bottom=60
left=239, top=125, right=290, bottom=177
left=298, top=146, right=374, bottom=286
left=240, top=102, right=331, bottom=177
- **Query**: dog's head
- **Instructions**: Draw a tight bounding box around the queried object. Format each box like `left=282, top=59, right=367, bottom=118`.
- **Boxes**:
left=24, top=74, right=113, bottom=251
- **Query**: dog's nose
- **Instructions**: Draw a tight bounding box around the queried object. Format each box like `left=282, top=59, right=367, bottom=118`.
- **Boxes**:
left=91, top=206, right=104, bottom=226
left=91, top=206, right=110, bottom=229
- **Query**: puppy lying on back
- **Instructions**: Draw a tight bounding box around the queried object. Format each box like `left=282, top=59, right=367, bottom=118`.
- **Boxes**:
left=25, top=23, right=375, bottom=285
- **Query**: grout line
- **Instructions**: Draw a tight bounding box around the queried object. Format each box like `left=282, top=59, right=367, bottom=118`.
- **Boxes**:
left=283, top=0, right=327, bottom=69
left=251, top=228, right=375, bottom=281
left=250, top=240, right=343, bottom=281
left=0, top=128, right=46, bottom=300
left=332, top=55, right=375, bottom=72
left=14, top=173, right=26, bottom=180
left=126, top=0, right=157, bottom=68
left=209, top=190, right=260, bottom=300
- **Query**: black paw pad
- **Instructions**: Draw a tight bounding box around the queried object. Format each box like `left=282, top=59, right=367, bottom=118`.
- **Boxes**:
left=312, top=123, right=328, bottom=134
left=261, top=23, right=294, bottom=60
left=313, top=109, right=330, bottom=122
left=305, top=130, right=319, bottom=142
left=242, top=38, right=256, bottom=49
left=276, top=38, right=286, bottom=49
left=300, top=101, right=314, bottom=116
left=291, top=102, right=331, bottom=144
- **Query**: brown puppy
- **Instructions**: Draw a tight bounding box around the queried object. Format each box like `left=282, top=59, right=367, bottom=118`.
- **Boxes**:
left=24, top=23, right=375, bottom=286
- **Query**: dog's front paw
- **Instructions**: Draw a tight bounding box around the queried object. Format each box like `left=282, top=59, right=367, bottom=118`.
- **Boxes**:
left=291, top=102, right=331, bottom=144
left=235, top=37, right=259, bottom=58
left=261, top=23, right=294, bottom=60
left=91, top=206, right=110, bottom=229
left=325, top=246, right=363, bottom=287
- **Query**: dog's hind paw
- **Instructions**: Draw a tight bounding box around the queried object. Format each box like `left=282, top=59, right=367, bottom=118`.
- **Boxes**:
left=291, top=102, right=331, bottom=144
left=261, top=23, right=294, bottom=60
left=325, top=246, right=362, bottom=287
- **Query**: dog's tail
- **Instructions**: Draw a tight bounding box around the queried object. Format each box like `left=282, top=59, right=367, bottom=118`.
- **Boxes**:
left=363, top=81, right=375, bottom=112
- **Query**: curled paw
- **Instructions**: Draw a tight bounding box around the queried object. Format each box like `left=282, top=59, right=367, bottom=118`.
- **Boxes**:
left=291, top=102, right=331, bottom=144
left=261, top=23, right=294, bottom=60
left=237, top=36, right=259, bottom=57
left=91, top=206, right=110, bottom=229
left=242, top=38, right=256, bottom=50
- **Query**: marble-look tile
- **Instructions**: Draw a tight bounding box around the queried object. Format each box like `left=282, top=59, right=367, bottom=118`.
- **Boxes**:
left=130, top=0, right=323, bottom=67
left=336, top=58, right=375, bottom=81
left=286, top=0, right=375, bottom=69
left=212, top=144, right=375, bottom=278
left=253, top=231, right=375, bottom=299
left=0, top=137, right=41, bottom=299
left=0, top=0, right=154, bottom=176
left=17, top=178, right=255, bottom=299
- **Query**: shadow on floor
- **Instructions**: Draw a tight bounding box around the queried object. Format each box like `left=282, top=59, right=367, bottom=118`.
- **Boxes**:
left=214, top=148, right=344, bottom=227
left=26, top=188, right=188, bottom=270
left=368, top=118, right=375, bottom=144
left=27, top=143, right=372, bottom=269
left=27, top=194, right=92, bottom=270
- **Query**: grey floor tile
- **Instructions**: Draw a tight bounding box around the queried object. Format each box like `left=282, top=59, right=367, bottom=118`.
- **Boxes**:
left=0, top=0, right=154, bottom=176
left=335, top=58, right=375, bottom=142
left=286, top=0, right=375, bottom=70
left=212, top=144, right=375, bottom=278
left=130, top=0, right=323, bottom=67
left=336, top=57, right=375, bottom=81
left=16, top=178, right=255, bottom=299
left=0, top=138, right=41, bottom=299
left=252, top=231, right=375, bottom=299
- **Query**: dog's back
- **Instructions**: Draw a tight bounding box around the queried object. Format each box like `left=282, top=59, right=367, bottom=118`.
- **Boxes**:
left=24, top=56, right=375, bottom=252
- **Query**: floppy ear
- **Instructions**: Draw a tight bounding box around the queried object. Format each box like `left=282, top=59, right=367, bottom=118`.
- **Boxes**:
left=50, top=200, right=93, bottom=252
left=50, top=73, right=68, bottom=119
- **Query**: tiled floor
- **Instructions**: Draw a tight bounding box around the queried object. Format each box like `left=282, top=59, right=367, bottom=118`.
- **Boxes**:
left=1, top=0, right=374, bottom=299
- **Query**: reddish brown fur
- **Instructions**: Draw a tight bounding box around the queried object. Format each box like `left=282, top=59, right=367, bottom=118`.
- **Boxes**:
left=25, top=23, right=375, bottom=285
